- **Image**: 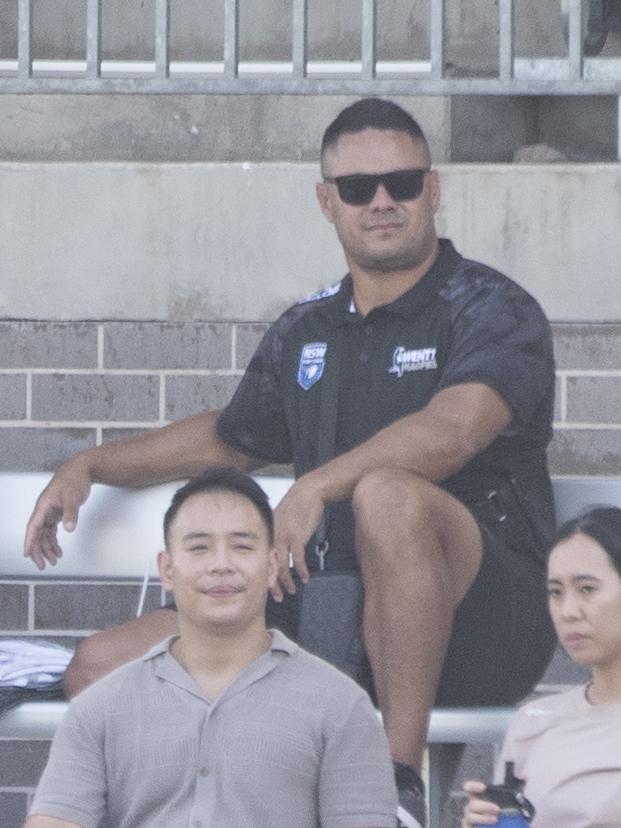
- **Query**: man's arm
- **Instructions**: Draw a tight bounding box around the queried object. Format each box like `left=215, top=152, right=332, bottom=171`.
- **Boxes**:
left=273, top=382, right=511, bottom=594
left=25, top=408, right=261, bottom=570
left=24, top=817, right=83, bottom=828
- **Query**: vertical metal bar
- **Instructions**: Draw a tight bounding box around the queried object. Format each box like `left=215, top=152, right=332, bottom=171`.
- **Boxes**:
left=498, top=0, right=514, bottom=80
left=224, top=0, right=240, bottom=79
left=292, top=0, right=308, bottom=79
left=86, top=0, right=102, bottom=80
left=618, top=96, right=621, bottom=161
left=18, top=0, right=33, bottom=79
left=361, top=0, right=376, bottom=80
left=567, top=0, right=583, bottom=80
left=155, top=0, right=170, bottom=79
left=430, top=0, right=444, bottom=79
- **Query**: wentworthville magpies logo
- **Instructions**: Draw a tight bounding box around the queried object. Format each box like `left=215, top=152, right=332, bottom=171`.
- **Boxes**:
left=297, top=342, right=327, bottom=390
left=388, top=346, right=437, bottom=378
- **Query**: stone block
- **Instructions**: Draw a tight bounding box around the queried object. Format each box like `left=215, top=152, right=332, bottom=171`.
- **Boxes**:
left=104, top=322, right=232, bottom=370
left=553, top=324, right=621, bottom=370
left=236, top=323, right=270, bottom=369
left=0, top=740, right=50, bottom=787
left=566, top=375, right=621, bottom=423
left=34, top=583, right=162, bottom=630
left=0, top=322, right=97, bottom=369
left=0, top=374, right=26, bottom=419
left=554, top=374, right=562, bottom=422
left=0, top=584, right=29, bottom=629
left=0, top=428, right=96, bottom=472
left=0, top=792, right=28, bottom=828
left=165, top=375, right=241, bottom=420
left=102, top=427, right=154, bottom=443
left=32, top=375, right=159, bottom=421
left=549, top=427, right=621, bottom=475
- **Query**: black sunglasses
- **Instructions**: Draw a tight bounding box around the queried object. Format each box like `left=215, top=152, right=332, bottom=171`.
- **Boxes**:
left=323, top=168, right=431, bottom=206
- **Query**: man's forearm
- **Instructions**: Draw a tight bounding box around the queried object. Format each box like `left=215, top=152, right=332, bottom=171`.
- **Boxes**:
left=307, top=383, right=512, bottom=504
left=79, top=409, right=260, bottom=488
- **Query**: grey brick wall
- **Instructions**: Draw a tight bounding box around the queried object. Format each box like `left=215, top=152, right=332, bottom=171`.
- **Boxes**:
left=1, top=318, right=620, bottom=827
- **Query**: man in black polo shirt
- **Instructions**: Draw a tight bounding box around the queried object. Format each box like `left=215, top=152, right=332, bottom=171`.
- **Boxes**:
left=26, top=98, right=556, bottom=828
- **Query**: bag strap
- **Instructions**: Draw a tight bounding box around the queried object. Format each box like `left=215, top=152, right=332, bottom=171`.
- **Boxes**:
left=312, top=328, right=343, bottom=570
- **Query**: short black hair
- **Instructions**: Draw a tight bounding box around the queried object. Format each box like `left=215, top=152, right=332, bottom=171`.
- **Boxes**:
left=551, top=506, right=621, bottom=576
left=320, top=97, right=429, bottom=168
left=163, top=466, right=274, bottom=547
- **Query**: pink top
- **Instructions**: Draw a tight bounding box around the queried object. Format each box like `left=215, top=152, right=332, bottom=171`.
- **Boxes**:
left=496, top=686, right=621, bottom=827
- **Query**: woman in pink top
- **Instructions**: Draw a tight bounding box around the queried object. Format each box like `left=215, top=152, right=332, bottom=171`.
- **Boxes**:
left=462, top=507, right=621, bottom=827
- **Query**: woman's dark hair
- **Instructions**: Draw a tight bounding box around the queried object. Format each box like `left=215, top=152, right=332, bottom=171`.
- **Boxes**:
left=163, top=466, right=274, bottom=546
left=551, top=506, right=621, bottom=575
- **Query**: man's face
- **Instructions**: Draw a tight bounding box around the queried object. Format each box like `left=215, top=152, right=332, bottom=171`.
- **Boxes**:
left=158, top=490, right=278, bottom=633
left=316, top=127, right=440, bottom=275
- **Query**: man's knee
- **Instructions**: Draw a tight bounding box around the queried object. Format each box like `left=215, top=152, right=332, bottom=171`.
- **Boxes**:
left=64, top=632, right=114, bottom=699
left=63, top=608, right=178, bottom=698
left=352, top=467, right=438, bottom=538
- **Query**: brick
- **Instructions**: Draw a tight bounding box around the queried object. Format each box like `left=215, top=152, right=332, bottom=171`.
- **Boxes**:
left=235, top=323, right=270, bottom=369
left=0, top=374, right=26, bottom=419
left=0, top=322, right=97, bottom=369
left=32, top=374, right=159, bottom=421
left=165, top=374, right=241, bottom=419
left=552, top=323, right=621, bottom=370
left=0, top=740, right=50, bottom=787
left=102, top=427, right=154, bottom=443
left=0, top=585, right=29, bottom=629
left=0, top=428, right=96, bottom=472
left=104, top=322, right=232, bottom=370
left=566, top=376, right=621, bottom=423
left=549, top=427, right=621, bottom=475
left=34, top=583, right=162, bottom=630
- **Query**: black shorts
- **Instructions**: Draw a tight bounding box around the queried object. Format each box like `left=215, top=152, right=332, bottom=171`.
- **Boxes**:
left=266, top=519, right=556, bottom=708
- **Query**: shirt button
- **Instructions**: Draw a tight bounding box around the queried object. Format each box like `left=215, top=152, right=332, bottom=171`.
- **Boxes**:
left=199, top=767, right=209, bottom=777
left=359, top=352, right=369, bottom=363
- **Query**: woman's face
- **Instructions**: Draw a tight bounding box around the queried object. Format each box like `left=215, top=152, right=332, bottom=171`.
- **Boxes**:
left=547, top=532, right=621, bottom=668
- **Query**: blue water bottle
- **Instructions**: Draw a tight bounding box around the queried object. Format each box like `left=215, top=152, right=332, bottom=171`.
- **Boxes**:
left=474, top=762, right=535, bottom=827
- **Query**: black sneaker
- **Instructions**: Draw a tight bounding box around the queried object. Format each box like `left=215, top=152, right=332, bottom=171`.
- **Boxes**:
left=394, top=762, right=427, bottom=828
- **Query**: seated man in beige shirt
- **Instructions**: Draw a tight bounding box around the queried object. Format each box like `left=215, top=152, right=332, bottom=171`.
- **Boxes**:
left=25, top=467, right=397, bottom=828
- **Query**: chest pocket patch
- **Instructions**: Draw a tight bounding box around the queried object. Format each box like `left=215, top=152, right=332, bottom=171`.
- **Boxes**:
left=297, top=342, right=327, bottom=390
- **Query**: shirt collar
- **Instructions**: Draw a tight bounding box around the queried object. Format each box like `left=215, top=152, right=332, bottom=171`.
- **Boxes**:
left=320, top=238, right=460, bottom=325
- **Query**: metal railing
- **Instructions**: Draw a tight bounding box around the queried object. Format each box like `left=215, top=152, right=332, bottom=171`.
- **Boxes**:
left=1, top=0, right=620, bottom=96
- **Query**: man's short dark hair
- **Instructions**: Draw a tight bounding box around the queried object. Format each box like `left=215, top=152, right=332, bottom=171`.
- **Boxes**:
left=320, top=97, right=429, bottom=166
left=163, top=466, right=274, bottom=546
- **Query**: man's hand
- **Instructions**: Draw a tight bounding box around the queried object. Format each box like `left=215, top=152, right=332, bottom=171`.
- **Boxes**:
left=271, top=474, right=327, bottom=601
left=461, top=780, right=500, bottom=827
left=24, top=455, right=93, bottom=571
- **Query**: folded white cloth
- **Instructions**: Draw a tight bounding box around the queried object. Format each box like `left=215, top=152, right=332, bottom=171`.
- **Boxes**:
left=0, top=639, right=73, bottom=688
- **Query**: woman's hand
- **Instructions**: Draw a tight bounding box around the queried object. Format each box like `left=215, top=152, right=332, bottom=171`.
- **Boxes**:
left=461, top=780, right=500, bottom=827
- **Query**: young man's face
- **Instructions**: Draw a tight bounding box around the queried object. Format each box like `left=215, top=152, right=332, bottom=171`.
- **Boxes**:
left=158, top=490, right=278, bottom=633
left=316, top=127, right=440, bottom=275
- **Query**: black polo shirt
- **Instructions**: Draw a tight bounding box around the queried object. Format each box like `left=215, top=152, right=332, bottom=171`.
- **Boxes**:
left=218, top=239, right=555, bottom=569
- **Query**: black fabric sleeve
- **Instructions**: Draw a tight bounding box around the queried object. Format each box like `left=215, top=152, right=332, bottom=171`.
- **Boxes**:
left=437, top=268, right=554, bottom=433
left=218, top=321, right=293, bottom=464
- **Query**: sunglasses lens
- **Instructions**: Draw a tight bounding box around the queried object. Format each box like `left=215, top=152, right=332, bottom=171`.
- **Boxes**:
left=384, top=170, right=425, bottom=201
left=333, top=170, right=427, bottom=205
left=336, top=177, right=379, bottom=205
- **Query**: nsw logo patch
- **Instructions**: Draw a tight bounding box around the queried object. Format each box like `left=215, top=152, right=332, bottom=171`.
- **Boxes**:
left=388, top=346, right=437, bottom=378
left=297, top=342, right=327, bottom=390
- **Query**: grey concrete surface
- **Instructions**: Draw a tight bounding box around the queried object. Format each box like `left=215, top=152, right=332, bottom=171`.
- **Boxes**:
left=104, top=321, right=231, bottom=369
left=0, top=375, right=26, bottom=419
left=0, top=584, right=29, bottom=629
left=0, top=322, right=98, bottom=369
left=164, top=374, right=241, bottom=419
left=549, top=428, right=621, bottom=475
left=31, top=374, right=160, bottom=422
left=33, top=582, right=161, bottom=629
left=2, top=161, right=620, bottom=323
left=0, top=428, right=97, bottom=471
left=553, top=324, right=621, bottom=369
